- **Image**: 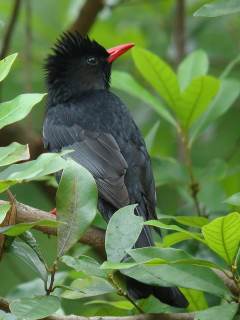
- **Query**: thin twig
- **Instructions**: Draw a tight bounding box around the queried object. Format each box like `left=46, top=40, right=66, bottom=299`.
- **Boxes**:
left=108, top=273, right=144, bottom=314
left=174, top=0, right=186, bottom=64
left=46, top=260, right=58, bottom=295
left=181, top=132, right=202, bottom=216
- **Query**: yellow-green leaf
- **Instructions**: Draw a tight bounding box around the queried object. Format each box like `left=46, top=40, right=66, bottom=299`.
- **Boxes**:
left=202, top=212, right=240, bottom=265
left=180, top=76, right=220, bottom=127
left=0, top=53, right=17, bottom=82
left=132, top=47, right=180, bottom=111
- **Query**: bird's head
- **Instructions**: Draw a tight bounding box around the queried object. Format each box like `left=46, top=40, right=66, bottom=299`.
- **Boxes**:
left=45, top=32, right=134, bottom=101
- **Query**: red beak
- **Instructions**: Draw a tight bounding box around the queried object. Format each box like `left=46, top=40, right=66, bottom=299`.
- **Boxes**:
left=107, top=43, right=135, bottom=63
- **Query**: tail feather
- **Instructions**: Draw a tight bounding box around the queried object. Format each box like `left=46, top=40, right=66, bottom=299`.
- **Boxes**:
left=126, top=277, right=188, bottom=308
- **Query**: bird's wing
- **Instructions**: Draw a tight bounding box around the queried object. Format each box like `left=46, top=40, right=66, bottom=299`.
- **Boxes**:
left=43, top=117, right=129, bottom=209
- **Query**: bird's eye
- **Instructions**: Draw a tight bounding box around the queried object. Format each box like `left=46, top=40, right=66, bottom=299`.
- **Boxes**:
left=86, top=56, right=98, bottom=65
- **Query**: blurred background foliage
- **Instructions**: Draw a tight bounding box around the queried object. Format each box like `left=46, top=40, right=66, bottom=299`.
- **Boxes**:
left=0, top=0, right=240, bottom=316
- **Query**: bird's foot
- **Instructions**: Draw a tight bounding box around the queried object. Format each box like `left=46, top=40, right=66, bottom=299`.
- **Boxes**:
left=50, top=208, right=57, bottom=216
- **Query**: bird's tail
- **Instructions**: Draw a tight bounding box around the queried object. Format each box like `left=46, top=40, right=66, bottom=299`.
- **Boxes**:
left=126, top=277, right=188, bottom=308
left=124, top=217, right=188, bottom=308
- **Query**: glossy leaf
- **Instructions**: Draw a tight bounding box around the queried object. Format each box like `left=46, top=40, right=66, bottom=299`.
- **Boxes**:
left=61, top=276, right=115, bottom=299
left=179, top=76, right=220, bottom=127
left=190, top=79, right=240, bottom=145
left=132, top=47, right=180, bottom=111
left=0, top=143, right=30, bottom=167
left=0, top=93, right=46, bottom=130
left=111, top=71, right=177, bottom=126
left=0, top=53, right=17, bottom=82
left=8, top=239, right=48, bottom=282
left=57, top=160, right=97, bottom=257
left=202, top=212, right=240, bottom=265
left=180, top=288, right=208, bottom=312
left=122, top=256, right=228, bottom=298
left=0, top=202, right=10, bottom=224
left=105, top=204, right=143, bottom=262
left=61, top=255, right=106, bottom=278
left=177, top=50, right=209, bottom=91
left=194, top=0, right=240, bottom=17
left=9, top=296, right=60, bottom=320
left=195, top=303, right=238, bottom=320
left=0, top=152, right=67, bottom=193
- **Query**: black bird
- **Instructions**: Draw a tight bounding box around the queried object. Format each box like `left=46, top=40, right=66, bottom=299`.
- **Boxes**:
left=43, top=32, right=188, bottom=308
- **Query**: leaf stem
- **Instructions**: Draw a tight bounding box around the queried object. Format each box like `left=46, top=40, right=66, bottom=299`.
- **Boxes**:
left=46, top=260, right=58, bottom=295
left=108, top=273, right=144, bottom=314
left=181, top=131, right=203, bottom=217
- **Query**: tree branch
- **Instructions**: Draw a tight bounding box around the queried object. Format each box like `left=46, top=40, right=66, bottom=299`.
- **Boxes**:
left=68, top=0, right=105, bottom=35
left=173, top=0, right=186, bottom=64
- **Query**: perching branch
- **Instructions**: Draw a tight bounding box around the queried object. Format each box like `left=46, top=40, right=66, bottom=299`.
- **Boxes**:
left=0, top=200, right=105, bottom=257
left=0, top=199, right=238, bottom=298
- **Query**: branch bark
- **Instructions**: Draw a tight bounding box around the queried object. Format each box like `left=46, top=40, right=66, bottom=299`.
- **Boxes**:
left=0, top=200, right=238, bottom=298
left=173, top=0, right=186, bottom=64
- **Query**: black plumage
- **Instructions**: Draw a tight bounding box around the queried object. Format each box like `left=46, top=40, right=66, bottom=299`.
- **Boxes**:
left=43, top=32, right=188, bottom=308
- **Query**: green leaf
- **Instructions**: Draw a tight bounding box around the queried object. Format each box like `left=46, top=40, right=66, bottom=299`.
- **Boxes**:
left=0, top=310, right=17, bottom=320
left=61, top=276, right=115, bottom=299
left=179, top=76, right=220, bottom=127
left=0, top=219, right=59, bottom=236
left=0, top=152, right=67, bottom=193
left=0, top=53, right=17, bottom=82
left=61, top=255, right=106, bottom=278
left=190, top=79, right=240, bottom=145
left=85, top=300, right=133, bottom=311
left=177, top=50, right=209, bottom=91
left=122, top=263, right=227, bottom=298
left=9, top=296, right=60, bottom=320
left=0, top=143, right=30, bottom=167
left=145, top=121, right=160, bottom=155
left=202, top=212, right=240, bottom=265
left=195, top=303, right=238, bottom=320
left=159, top=232, right=193, bottom=247
left=132, top=47, right=180, bottom=111
left=57, top=160, right=97, bottom=257
left=180, top=288, right=208, bottom=312
left=0, top=202, right=10, bottom=224
left=194, top=0, right=240, bottom=17
left=105, top=204, right=143, bottom=262
left=145, top=220, right=205, bottom=243
left=111, top=71, right=177, bottom=127
left=224, top=192, right=240, bottom=206
left=158, top=214, right=209, bottom=228
left=152, top=157, right=188, bottom=187
left=8, top=239, right=48, bottom=282
left=0, top=93, right=46, bottom=130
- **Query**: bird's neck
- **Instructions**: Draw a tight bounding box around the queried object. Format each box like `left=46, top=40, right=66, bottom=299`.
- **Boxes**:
left=47, top=79, right=108, bottom=105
